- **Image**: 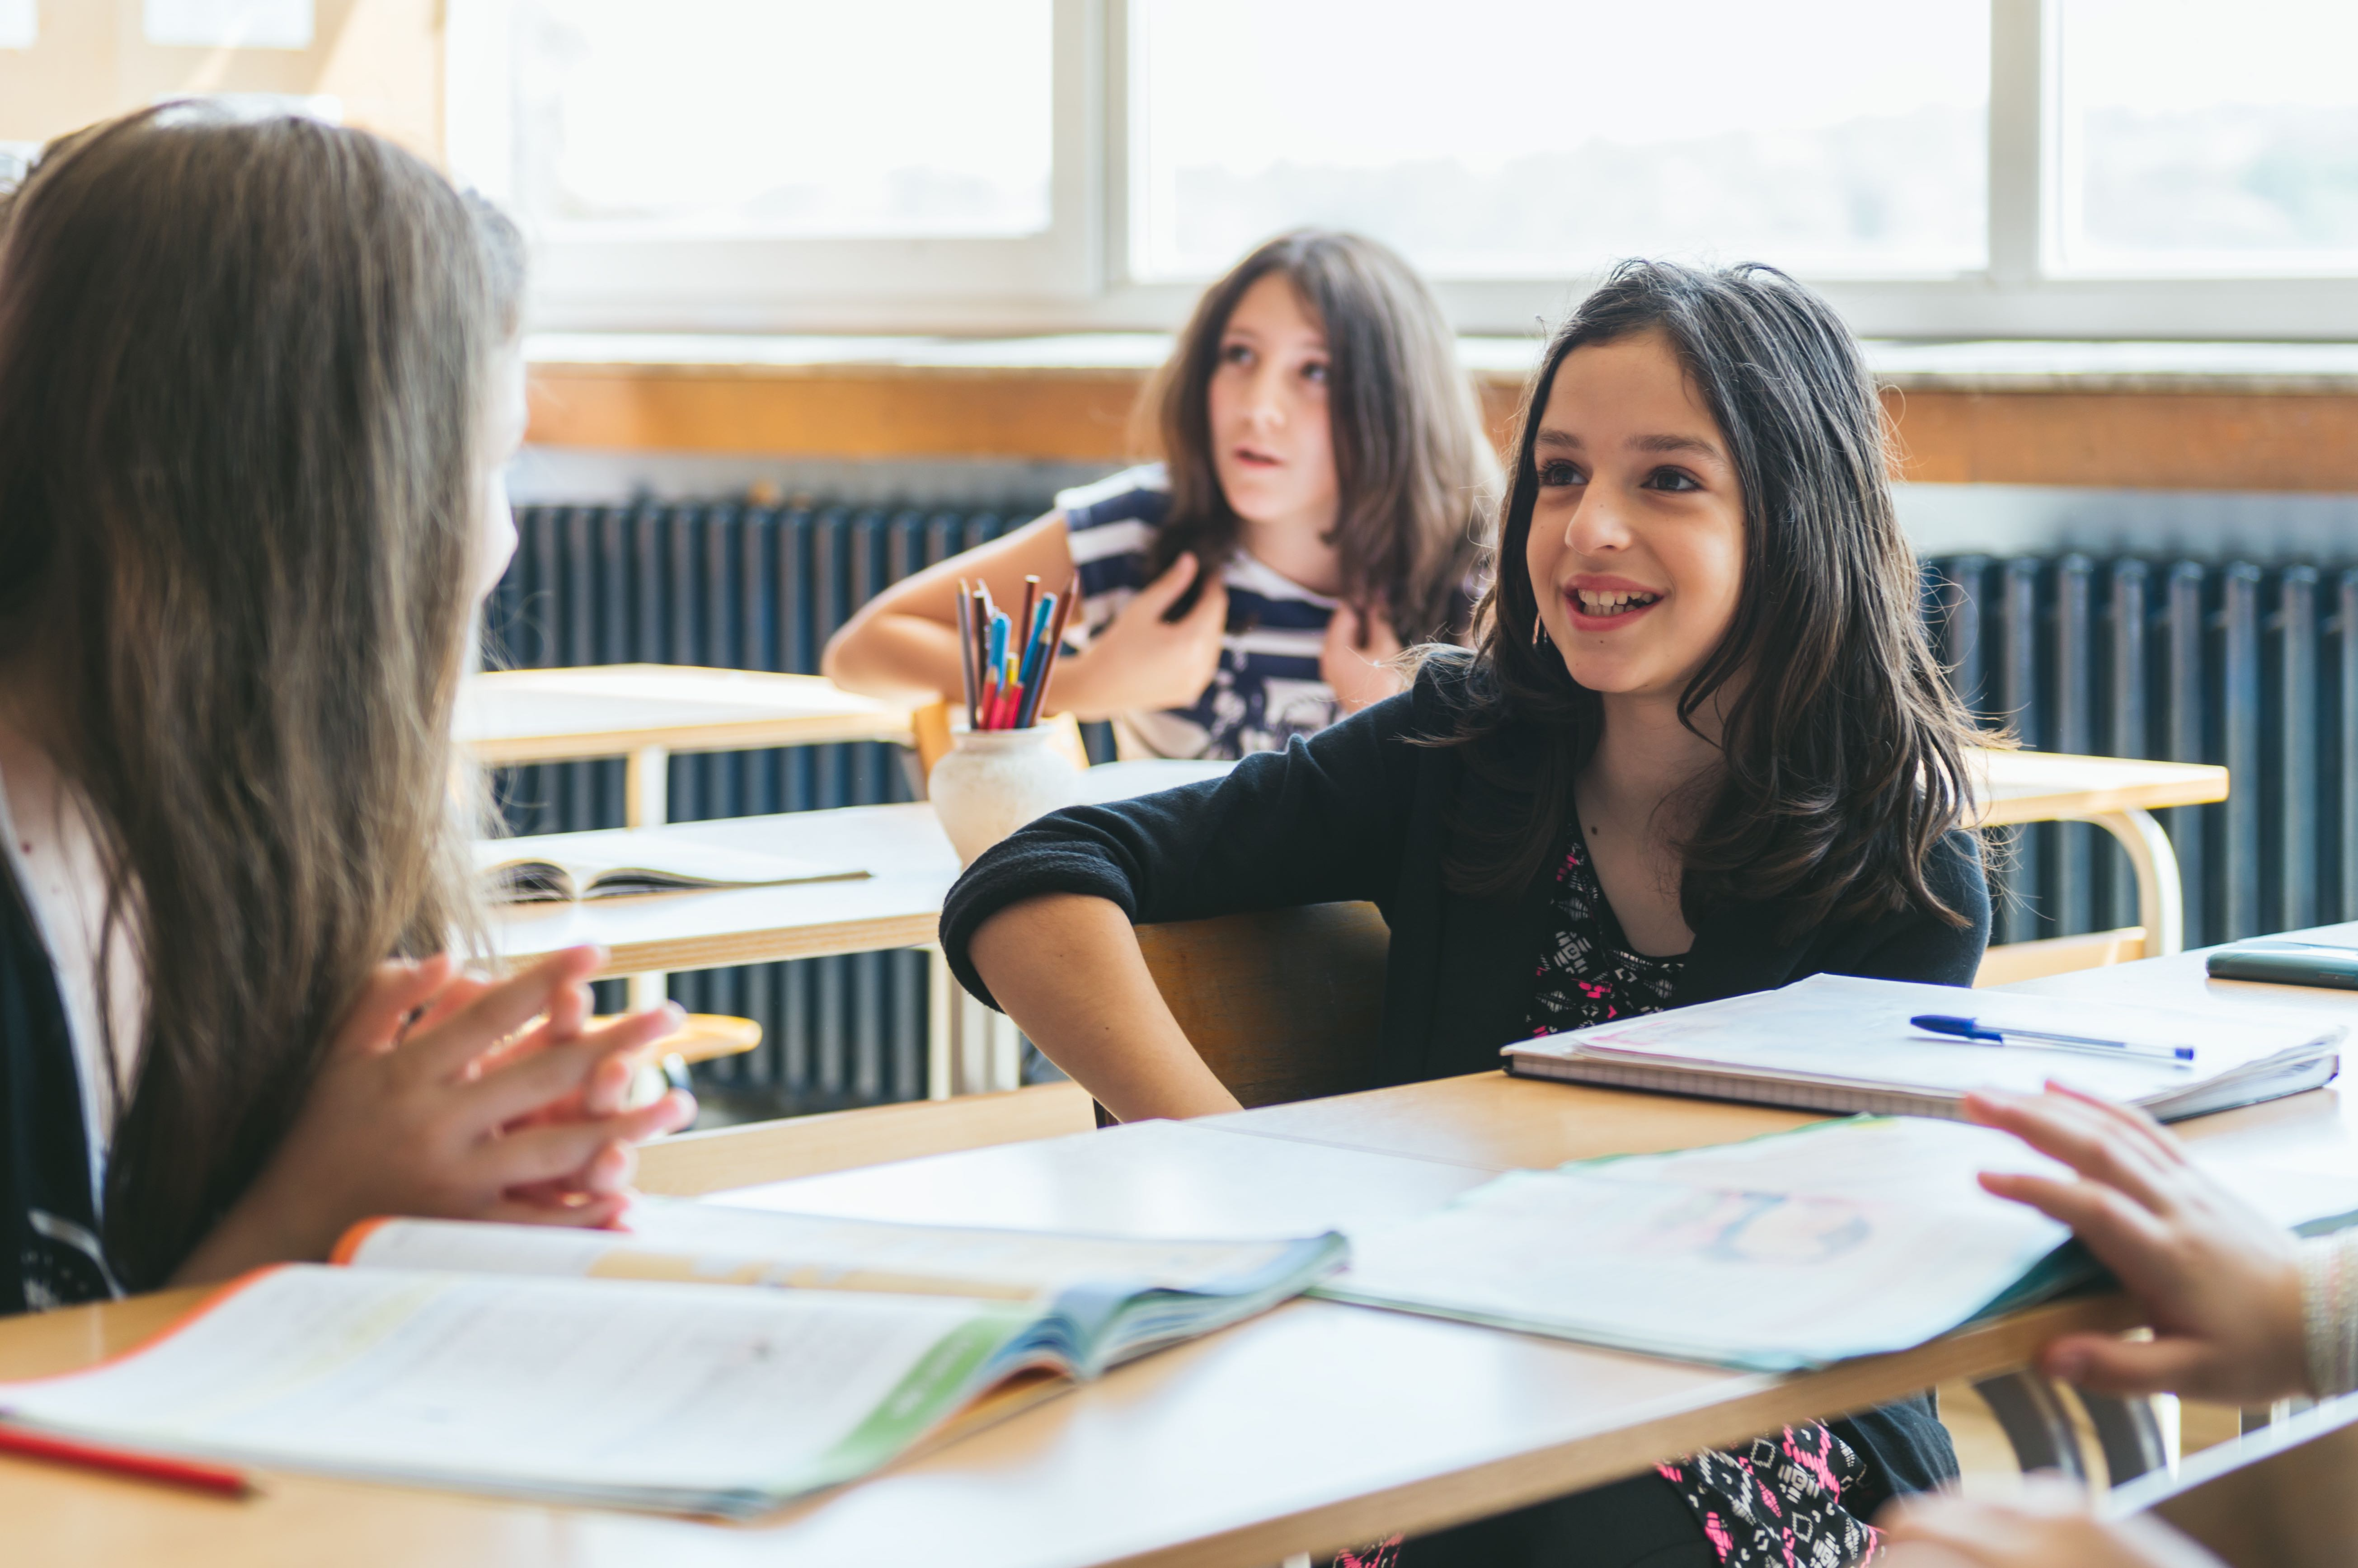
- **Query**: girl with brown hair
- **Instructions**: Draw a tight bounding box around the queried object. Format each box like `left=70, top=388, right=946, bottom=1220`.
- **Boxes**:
left=939, top=260, right=1995, bottom=1563
left=0, top=106, right=692, bottom=1316
left=824, top=230, right=1497, bottom=760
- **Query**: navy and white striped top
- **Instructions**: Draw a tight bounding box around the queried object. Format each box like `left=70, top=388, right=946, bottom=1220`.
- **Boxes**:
left=1059, top=464, right=1342, bottom=761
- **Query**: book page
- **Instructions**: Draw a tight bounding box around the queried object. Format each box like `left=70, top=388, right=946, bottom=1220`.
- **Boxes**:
left=0, top=1265, right=1042, bottom=1515
left=471, top=834, right=868, bottom=901
left=1319, top=1117, right=2075, bottom=1370
left=338, top=1200, right=1333, bottom=1302
left=1515, top=973, right=2341, bottom=1103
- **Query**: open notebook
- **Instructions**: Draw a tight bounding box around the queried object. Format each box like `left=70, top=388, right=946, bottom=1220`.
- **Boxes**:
left=1505, top=973, right=2344, bottom=1122
left=475, top=834, right=869, bottom=902
left=1319, top=1115, right=2358, bottom=1371
left=0, top=1203, right=1344, bottom=1516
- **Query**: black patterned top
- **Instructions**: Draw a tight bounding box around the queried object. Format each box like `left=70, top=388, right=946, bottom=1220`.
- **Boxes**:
left=1525, top=821, right=1684, bottom=1037
left=1515, top=817, right=1887, bottom=1568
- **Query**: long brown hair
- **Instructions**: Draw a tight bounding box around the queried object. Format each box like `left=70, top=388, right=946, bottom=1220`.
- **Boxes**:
left=1144, top=230, right=1497, bottom=642
left=0, top=107, right=515, bottom=1288
left=1441, top=260, right=1984, bottom=933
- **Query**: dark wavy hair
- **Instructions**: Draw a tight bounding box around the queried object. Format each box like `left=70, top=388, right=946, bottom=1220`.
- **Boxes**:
left=1142, top=230, right=1497, bottom=642
left=1438, top=259, right=1985, bottom=934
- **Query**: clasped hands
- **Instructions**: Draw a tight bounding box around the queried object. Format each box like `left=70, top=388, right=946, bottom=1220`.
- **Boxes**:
left=174, top=945, right=695, bottom=1286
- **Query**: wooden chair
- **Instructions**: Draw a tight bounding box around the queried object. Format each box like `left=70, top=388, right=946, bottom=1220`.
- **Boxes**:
left=1132, top=901, right=1391, bottom=1109
left=633, top=1080, right=1096, bottom=1196
left=1975, top=927, right=2149, bottom=987
left=2107, top=1390, right=2358, bottom=1567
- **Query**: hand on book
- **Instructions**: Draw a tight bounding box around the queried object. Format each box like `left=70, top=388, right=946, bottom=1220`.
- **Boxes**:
left=173, top=946, right=695, bottom=1286
left=1880, top=1479, right=2225, bottom=1568
left=1963, top=1083, right=2310, bottom=1404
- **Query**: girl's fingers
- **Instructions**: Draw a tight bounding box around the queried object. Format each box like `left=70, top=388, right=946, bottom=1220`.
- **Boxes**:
left=2040, top=1331, right=2213, bottom=1398
left=413, top=947, right=604, bottom=1080
left=466, top=1006, right=683, bottom=1126
left=473, top=1097, right=690, bottom=1189
left=1966, top=1091, right=2177, bottom=1216
left=333, top=956, right=456, bottom=1057
left=2039, top=1081, right=2189, bottom=1169
left=404, top=971, right=494, bottom=1043
left=1978, top=1171, right=2175, bottom=1272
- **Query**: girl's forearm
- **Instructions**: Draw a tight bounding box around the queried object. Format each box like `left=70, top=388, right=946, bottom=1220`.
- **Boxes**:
left=822, top=614, right=971, bottom=703
left=968, top=892, right=1241, bottom=1121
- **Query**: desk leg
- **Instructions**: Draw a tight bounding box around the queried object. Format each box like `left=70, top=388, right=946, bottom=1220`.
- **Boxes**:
left=925, top=946, right=953, bottom=1101
left=2083, top=808, right=2184, bottom=960
left=624, top=745, right=671, bottom=1014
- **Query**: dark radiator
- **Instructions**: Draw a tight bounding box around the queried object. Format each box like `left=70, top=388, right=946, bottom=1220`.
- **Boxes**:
left=486, top=510, right=2358, bottom=1114
left=1927, top=554, right=2358, bottom=950
left=483, top=501, right=1056, bottom=1118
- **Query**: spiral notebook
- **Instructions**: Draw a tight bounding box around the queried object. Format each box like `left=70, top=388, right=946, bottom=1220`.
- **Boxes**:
left=1504, top=973, right=2343, bottom=1122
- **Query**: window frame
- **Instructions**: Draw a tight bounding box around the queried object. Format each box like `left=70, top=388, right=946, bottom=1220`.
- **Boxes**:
left=453, top=0, right=2358, bottom=341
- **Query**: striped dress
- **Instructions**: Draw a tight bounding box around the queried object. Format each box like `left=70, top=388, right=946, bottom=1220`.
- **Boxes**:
left=1058, top=464, right=1342, bottom=761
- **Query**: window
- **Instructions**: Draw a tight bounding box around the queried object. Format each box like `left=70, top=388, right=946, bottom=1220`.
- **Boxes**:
left=1135, top=0, right=1987, bottom=282
left=448, top=0, right=2358, bottom=338
left=508, top=0, right=1052, bottom=239
left=2053, top=0, right=2358, bottom=274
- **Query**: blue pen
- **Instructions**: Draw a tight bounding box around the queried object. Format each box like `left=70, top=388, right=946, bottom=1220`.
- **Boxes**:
left=1911, top=1014, right=2194, bottom=1066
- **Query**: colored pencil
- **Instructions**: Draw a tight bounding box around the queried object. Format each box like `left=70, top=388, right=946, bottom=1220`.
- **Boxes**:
left=953, top=579, right=978, bottom=729
left=0, top=1422, right=254, bottom=1499
left=1019, top=576, right=1079, bottom=729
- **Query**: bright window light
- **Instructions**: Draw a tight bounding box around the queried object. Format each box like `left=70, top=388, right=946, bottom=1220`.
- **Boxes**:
left=508, top=0, right=1053, bottom=239
left=1134, top=0, right=1989, bottom=280
left=2054, top=0, right=2358, bottom=274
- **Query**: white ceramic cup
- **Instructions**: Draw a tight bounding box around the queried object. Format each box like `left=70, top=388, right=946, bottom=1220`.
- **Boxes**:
left=928, top=726, right=1083, bottom=865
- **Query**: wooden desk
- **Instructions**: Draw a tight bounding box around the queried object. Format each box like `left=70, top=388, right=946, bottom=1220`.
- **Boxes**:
left=0, top=1114, right=2139, bottom=1568
left=1971, top=750, right=2228, bottom=960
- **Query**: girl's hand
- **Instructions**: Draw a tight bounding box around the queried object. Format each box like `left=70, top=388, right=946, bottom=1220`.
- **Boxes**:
left=1320, top=601, right=1406, bottom=713
left=1052, top=553, right=1227, bottom=717
left=1964, top=1083, right=2310, bottom=1404
left=173, top=947, right=695, bottom=1285
left=1880, top=1482, right=2225, bottom=1568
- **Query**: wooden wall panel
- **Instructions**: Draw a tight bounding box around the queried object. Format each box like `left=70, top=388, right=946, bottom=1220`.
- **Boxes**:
left=528, top=361, right=2358, bottom=494
left=1883, top=389, right=2358, bottom=492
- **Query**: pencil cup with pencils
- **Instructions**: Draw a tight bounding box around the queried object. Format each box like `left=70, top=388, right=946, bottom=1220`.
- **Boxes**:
left=931, top=571, right=1084, bottom=864
left=928, top=725, right=1081, bottom=865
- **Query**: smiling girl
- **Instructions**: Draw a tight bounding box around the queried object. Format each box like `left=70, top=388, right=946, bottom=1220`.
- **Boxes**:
left=823, top=230, right=1496, bottom=760
left=937, top=261, right=1992, bottom=1565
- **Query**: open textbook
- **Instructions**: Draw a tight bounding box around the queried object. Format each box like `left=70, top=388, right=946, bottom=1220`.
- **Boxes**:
left=0, top=1205, right=1344, bottom=1516
left=1505, top=973, right=2343, bottom=1121
left=1317, top=1115, right=2358, bottom=1371
left=475, top=833, right=869, bottom=902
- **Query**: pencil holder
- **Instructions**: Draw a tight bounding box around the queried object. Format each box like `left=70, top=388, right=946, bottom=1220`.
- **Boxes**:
left=927, top=726, right=1082, bottom=865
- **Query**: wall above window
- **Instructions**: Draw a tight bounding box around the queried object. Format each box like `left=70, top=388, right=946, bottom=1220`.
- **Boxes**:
left=446, top=0, right=2358, bottom=340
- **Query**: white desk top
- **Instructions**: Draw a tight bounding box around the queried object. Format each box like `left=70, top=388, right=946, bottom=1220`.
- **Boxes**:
left=457, top=666, right=914, bottom=765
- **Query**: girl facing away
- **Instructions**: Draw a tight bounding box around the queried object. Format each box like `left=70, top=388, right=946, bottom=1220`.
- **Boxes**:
left=823, top=230, right=1498, bottom=761
left=0, top=108, right=692, bottom=1314
left=939, top=260, right=1995, bottom=1566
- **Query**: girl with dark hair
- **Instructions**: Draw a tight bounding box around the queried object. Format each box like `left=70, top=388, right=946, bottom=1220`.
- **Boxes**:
left=0, top=107, right=693, bottom=1315
left=937, top=260, right=1993, bottom=1564
left=824, top=230, right=1497, bottom=759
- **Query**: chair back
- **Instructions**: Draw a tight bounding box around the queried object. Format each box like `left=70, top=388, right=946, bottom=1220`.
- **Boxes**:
left=1132, top=901, right=1391, bottom=1109
left=2109, top=1391, right=2358, bottom=1568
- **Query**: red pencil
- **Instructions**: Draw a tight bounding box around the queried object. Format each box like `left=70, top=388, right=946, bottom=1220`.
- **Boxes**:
left=0, top=1422, right=254, bottom=1498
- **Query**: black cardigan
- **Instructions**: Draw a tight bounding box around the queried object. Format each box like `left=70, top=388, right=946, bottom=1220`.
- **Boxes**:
left=940, top=657, right=1990, bottom=1502
left=942, top=659, right=1992, bottom=1086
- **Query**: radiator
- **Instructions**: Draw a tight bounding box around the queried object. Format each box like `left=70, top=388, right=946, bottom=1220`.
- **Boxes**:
left=1927, top=554, right=2358, bottom=950
left=487, top=510, right=2357, bottom=1113
left=483, top=501, right=1065, bottom=1118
